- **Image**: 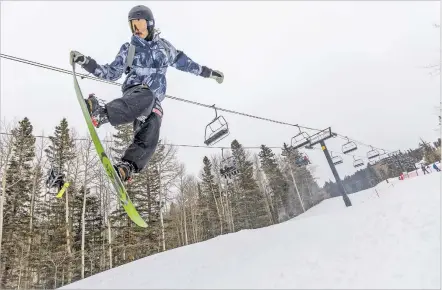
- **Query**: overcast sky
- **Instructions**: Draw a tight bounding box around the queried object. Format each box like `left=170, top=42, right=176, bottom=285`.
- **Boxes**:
left=1, top=1, right=440, bottom=185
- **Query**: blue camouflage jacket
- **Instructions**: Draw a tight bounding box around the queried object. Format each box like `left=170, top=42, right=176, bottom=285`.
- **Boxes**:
left=90, top=32, right=203, bottom=102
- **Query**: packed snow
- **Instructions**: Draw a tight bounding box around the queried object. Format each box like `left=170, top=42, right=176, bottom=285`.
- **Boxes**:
left=60, top=172, right=440, bottom=289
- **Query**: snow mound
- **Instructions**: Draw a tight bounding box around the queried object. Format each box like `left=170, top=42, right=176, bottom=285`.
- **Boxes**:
left=60, top=172, right=440, bottom=289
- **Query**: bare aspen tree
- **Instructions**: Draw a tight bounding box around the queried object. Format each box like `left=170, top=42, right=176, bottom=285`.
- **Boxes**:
left=64, top=148, right=77, bottom=283
left=212, top=155, right=234, bottom=233
left=177, top=164, right=189, bottom=245
left=46, top=251, right=68, bottom=289
left=185, top=176, right=200, bottom=243
left=103, top=135, right=113, bottom=269
left=81, top=138, right=94, bottom=279
left=158, top=163, right=166, bottom=251
left=281, top=155, right=305, bottom=213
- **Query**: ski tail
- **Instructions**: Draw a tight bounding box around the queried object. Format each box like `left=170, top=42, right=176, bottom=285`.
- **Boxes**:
left=56, top=182, right=70, bottom=198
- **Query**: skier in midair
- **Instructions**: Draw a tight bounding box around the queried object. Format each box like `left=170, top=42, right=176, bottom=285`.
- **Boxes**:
left=70, top=5, right=224, bottom=182
left=46, top=165, right=65, bottom=191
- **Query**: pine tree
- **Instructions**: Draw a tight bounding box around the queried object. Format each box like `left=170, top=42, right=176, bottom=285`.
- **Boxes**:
left=196, top=182, right=209, bottom=240
left=22, top=135, right=47, bottom=289
left=230, top=140, right=270, bottom=230
left=420, top=139, right=441, bottom=164
left=109, top=124, right=136, bottom=263
left=280, top=143, right=321, bottom=212
left=110, top=124, right=163, bottom=265
left=199, top=156, right=223, bottom=239
left=45, top=118, right=76, bottom=169
left=135, top=150, right=162, bottom=257
left=1, top=117, right=36, bottom=289
left=43, top=118, right=77, bottom=285
left=258, top=145, right=292, bottom=221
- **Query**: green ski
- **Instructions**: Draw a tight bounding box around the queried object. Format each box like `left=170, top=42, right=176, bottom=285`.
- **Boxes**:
left=71, top=62, right=147, bottom=228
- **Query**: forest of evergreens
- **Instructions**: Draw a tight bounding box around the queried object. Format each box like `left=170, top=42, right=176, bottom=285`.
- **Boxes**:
left=0, top=117, right=439, bottom=289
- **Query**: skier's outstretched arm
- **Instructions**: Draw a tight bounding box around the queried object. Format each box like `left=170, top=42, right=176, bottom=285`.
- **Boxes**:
left=70, top=43, right=129, bottom=81
left=161, top=38, right=224, bottom=84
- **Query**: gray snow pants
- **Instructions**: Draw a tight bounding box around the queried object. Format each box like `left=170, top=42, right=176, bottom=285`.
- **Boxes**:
left=105, top=85, right=163, bottom=172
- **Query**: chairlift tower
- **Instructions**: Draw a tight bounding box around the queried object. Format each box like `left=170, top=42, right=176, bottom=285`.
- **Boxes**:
left=306, top=127, right=352, bottom=207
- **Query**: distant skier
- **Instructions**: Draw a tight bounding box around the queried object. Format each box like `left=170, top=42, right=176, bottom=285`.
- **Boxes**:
left=70, top=5, right=224, bottom=182
left=432, top=163, right=440, bottom=172
left=421, top=164, right=429, bottom=175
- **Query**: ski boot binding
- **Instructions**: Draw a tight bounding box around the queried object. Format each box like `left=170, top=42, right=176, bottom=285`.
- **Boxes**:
left=85, top=93, right=109, bottom=128
left=114, top=161, right=135, bottom=183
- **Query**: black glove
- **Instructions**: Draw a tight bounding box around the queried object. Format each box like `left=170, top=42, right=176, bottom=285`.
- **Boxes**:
left=200, top=66, right=224, bottom=84
left=69, top=50, right=97, bottom=74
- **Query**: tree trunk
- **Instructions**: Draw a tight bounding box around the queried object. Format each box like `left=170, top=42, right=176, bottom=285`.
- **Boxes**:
left=81, top=140, right=92, bottom=279
left=0, top=165, right=7, bottom=263
left=81, top=183, right=87, bottom=279
left=61, top=266, right=64, bottom=286
left=182, top=200, right=188, bottom=245
left=287, top=161, right=305, bottom=212
left=53, top=265, right=57, bottom=289
left=158, top=164, right=166, bottom=251
left=107, top=218, right=113, bottom=269
left=209, top=183, right=223, bottom=235
left=65, top=156, right=80, bottom=284
left=228, top=195, right=235, bottom=232
left=178, top=208, right=184, bottom=246
left=17, top=245, right=24, bottom=290
left=64, top=185, right=73, bottom=283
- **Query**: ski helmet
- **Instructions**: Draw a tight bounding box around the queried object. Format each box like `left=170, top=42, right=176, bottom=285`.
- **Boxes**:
left=128, top=5, right=155, bottom=40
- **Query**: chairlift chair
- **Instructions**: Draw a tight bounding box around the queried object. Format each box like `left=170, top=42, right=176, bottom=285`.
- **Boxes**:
left=291, top=127, right=310, bottom=150
left=353, top=156, right=364, bottom=168
left=204, top=105, right=230, bottom=146
left=331, top=152, right=343, bottom=165
left=220, top=149, right=238, bottom=179
left=295, top=152, right=311, bottom=167
left=367, top=146, right=380, bottom=160
left=378, top=149, right=389, bottom=161
left=342, top=138, right=358, bottom=154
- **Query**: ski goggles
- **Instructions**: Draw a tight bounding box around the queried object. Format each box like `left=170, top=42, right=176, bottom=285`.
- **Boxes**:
left=129, top=19, right=154, bottom=33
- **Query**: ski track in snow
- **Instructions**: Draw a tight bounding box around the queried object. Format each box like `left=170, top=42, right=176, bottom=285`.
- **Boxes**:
left=60, top=172, right=441, bottom=289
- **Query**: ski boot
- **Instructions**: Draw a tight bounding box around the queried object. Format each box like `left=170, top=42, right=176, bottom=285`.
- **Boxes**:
left=84, top=93, right=109, bottom=128
left=114, top=160, right=135, bottom=183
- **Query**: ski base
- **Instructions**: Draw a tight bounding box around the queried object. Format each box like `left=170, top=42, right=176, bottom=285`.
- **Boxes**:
left=71, top=62, right=147, bottom=228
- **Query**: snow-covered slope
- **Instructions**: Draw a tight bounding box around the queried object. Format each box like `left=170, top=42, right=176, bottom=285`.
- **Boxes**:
left=60, top=172, right=440, bottom=289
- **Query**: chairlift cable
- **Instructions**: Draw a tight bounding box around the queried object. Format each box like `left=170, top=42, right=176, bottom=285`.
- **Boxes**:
left=1, top=53, right=392, bottom=154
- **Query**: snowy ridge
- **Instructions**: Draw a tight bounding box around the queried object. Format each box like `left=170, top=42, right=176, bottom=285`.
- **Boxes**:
left=60, top=172, right=440, bottom=289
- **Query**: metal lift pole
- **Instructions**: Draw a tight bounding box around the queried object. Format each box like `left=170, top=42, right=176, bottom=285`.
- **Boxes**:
left=320, top=140, right=352, bottom=207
